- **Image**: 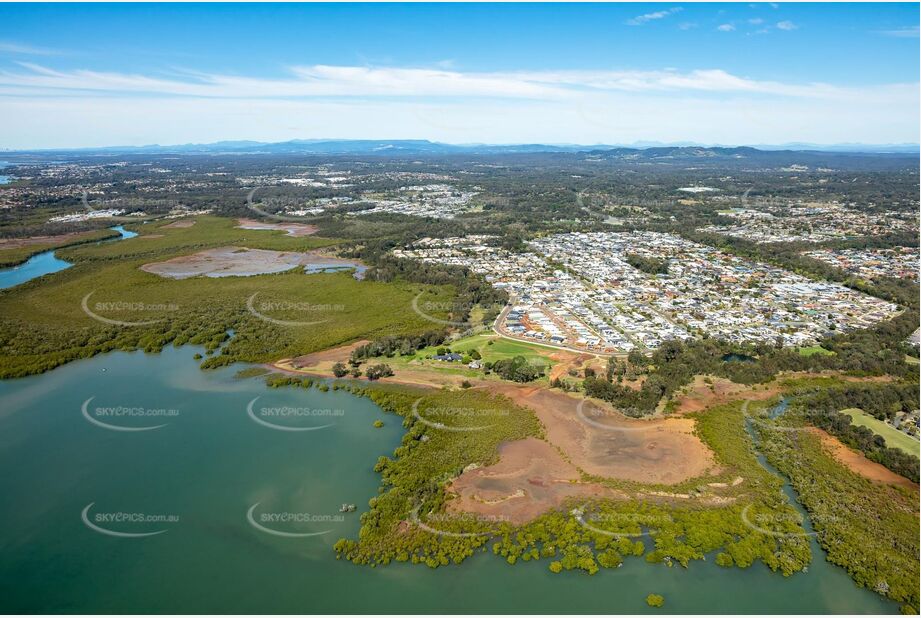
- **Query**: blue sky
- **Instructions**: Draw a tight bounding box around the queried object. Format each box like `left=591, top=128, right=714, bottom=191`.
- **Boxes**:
left=0, top=3, right=918, bottom=148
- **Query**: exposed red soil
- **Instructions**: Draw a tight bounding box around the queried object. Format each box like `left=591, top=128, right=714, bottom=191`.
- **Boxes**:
left=809, top=427, right=918, bottom=489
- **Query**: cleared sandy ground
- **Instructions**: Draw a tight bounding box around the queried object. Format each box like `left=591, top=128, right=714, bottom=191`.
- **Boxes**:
left=236, top=218, right=318, bottom=237
left=810, top=427, right=917, bottom=489
left=486, top=384, right=716, bottom=485
left=285, top=340, right=370, bottom=369
left=446, top=437, right=624, bottom=525
left=141, top=246, right=362, bottom=279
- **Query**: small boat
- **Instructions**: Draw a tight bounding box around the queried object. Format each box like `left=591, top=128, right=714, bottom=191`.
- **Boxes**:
left=339, top=503, right=356, bottom=513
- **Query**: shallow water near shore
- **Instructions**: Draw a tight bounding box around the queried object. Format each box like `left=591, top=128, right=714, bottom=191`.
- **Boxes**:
left=0, top=347, right=897, bottom=614
left=0, top=225, right=136, bottom=290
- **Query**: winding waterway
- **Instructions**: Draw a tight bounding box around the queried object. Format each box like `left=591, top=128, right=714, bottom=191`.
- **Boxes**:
left=0, top=225, right=137, bottom=290
left=0, top=351, right=897, bottom=613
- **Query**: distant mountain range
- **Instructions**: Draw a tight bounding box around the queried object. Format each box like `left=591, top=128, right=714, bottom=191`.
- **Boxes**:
left=4, top=139, right=918, bottom=156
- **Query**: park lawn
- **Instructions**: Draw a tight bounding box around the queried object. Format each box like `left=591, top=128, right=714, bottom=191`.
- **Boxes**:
left=372, top=332, right=558, bottom=383
left=444, top=332, right=556, bottom=365
left=842, top=408, right=920, bottom=457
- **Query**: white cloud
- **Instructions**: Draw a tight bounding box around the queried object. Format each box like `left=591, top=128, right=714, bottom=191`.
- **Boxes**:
left=678, top=22, right=698, bottom=31
left=748, top=18, right=764, bottom=25
left=717, top=24, right=736, bottom=32
left=776, top=21, right=799, bottom=31
left=0, top=63, right=909, bottom=104
left=876, top=26, right=920, bottom=38
left=0, top=41, right=63, bottom=56
left=1, top=87, right=916, bottom=149
left=626, top=7, right=682, bottom=26
left=0, top=62, right=916, bottom=148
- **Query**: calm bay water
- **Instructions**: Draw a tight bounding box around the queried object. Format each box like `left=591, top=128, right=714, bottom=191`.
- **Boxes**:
left=0, top=348, right=898, bottom=614
left=0, top=225, right=136, bottom=290
left=0, top=250, right=73, bottom=290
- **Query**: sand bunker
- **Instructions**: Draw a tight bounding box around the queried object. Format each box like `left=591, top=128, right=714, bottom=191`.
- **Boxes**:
left=810, top=427, right=917, bottom=489
left=141, top=246, right=364, bottom=279
left=447, top=438, right=623, bottom=525
left=487, top=385, right=716, bottom=485
left=237, top=218, right=318, bottom=237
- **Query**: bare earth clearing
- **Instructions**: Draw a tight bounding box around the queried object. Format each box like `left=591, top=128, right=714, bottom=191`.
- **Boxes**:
left=236, top=218, right=319, bottom=237
left=141, top=246, right=362, bottom=279
left=809, top=427, right=918, bottom=489
left=283, top=340, right=370, bottom=369
left=446, top=438, right=624, bottom=525
left=270, top=347, right=914, bottom=523
left=485, top=384, right=716, bottom=485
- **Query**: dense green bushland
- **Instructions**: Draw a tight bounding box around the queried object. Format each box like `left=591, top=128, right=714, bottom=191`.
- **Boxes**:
left=781, top=384, right=919, bottom=482
left=0, top=216, right=455, bottom=377
left=759, top=420, right=920, bottom=612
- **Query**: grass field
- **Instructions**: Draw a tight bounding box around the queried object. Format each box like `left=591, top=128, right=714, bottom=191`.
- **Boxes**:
left=0, top=215, right=455, bottom=377
left=361, top=332, right=561, bottom=384
left=445, top=332, right=554, bottom=364
left=842, top=408, right=920, bottom=457
left=798, top=345, right=835, bottom=357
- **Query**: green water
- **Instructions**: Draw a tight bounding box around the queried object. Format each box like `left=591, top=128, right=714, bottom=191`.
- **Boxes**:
left=0, top=348, right=898, bottom=614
